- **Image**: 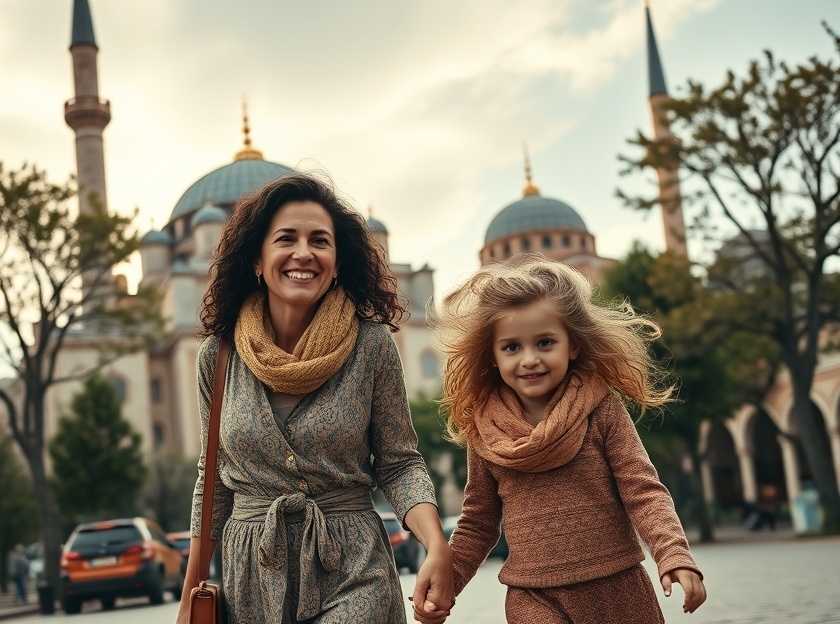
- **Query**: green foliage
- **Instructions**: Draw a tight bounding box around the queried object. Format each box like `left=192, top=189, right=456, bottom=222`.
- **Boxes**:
left=0, top=437, right=38, bottom=592
left=411, top=399, right=466, bottom=496
left=49, top=375, right=146, bottom=525
left=142, top=453, right=197, bottom=532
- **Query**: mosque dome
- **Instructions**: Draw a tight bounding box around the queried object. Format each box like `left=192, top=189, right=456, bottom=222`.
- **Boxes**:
left=367, top=216, right=388, bottom=234
left=485, top=195, right=587, bottom=244
left=140, top=229, right=173, bottom=246
left=484, top=147, right=587, bottom=245
left=168, top=101, right=295, bottom=225
left=169, top=159, right=294, bottom=225
left=191, top=203, right=228, bottom=228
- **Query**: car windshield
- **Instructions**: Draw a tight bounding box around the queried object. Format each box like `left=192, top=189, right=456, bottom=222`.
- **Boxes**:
left=382, top=518, right=401, bottom=534
left=70, top=526, right=142, bottom=549
left=172, top=538, right=190, bottom=550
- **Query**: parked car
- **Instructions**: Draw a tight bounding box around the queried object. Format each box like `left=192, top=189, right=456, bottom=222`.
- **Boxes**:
left=60, top=517, right=184, bottom=614
left=441, top=515, right=508, bottom=559
left=166, top=530, right=220, bottom=580
left=379, top=511, right=422, bottom=574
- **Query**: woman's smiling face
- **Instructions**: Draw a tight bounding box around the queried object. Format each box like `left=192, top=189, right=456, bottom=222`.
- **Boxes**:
left=492, top=298, right=578, bottom=410
left=255, top=200, right=338, bottom=311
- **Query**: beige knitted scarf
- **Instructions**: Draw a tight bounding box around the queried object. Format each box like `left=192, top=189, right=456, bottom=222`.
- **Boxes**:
left=469, top=371, right=609, bottom=473
left=234, top=289, right=359, bottom=394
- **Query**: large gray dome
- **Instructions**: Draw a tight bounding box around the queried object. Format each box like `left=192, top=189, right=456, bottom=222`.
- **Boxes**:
left=485, top=195, right=587, bottom=244
left=168, top=158, right=295, bottom=225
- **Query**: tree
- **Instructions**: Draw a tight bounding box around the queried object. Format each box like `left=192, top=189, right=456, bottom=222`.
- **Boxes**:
left=601, top=244, right=779, bottom=541
left=0, top=437, right=39, bottom=593
left=143, top=453, right=197, bottom=532
left=0, top=163, right=163, bottom=591
left=619, top=24, right=840, bottom=530
left=49, top=375, right=146, bottom=526
left=411, top=398, right=467, bottom=499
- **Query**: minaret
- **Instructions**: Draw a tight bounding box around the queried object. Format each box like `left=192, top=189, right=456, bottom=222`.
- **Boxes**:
left=65, top=0, right=111, bottom=216
left=645, top=2, right=688, bottom=258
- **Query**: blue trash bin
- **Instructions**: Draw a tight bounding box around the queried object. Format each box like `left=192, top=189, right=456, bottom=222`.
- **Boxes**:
left=791, top=487, right=822, bottom=534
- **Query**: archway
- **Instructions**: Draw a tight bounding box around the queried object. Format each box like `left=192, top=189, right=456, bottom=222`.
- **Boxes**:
left=751, top=409, right=787, bottom=502
left=792, top=400, right=835, bottom=484
left=706, top=420, right=742, bottom=510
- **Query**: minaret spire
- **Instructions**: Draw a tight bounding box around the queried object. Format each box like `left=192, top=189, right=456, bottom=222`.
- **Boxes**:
left=522, top=142, right=540, bottom=197
left=645, top=1, right=667, bottom=97
left=645, top=2, right=687, bottom=258
left=234, top=98, right=264, bottom=161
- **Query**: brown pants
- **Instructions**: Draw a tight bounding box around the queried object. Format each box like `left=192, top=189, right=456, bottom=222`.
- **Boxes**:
left=505, top=564, right=665, bottom=624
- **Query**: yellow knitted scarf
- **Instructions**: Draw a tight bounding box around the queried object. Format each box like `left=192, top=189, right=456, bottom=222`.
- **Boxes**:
left=234, top=289, right=359, bottom=394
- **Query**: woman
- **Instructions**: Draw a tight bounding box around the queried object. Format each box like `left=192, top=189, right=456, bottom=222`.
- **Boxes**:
left=176, top=174, right=453, bottom=624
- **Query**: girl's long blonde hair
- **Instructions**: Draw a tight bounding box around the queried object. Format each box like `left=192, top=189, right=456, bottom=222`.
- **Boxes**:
left=437, top=256, right=673, bottom=444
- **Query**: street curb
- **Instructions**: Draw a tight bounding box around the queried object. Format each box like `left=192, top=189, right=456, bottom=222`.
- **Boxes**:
left=0, top=606, right=40, bottom=621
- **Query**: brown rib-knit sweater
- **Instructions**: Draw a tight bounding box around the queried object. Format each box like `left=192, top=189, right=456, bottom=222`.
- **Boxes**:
left=449, top=393, right=701, bottom=594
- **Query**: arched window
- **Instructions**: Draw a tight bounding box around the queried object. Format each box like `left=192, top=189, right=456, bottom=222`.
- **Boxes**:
left=108, top=375, right=127, bottom=404
left=153, top=422, right=165, bottom=450
left=150, top=378, right=162, bottom=403
left=503, top=242, right=511, bottom=257
left=580, top=235, right=587, bottom=250
left=521, top=237, right=531, bottom=252
left=542, top=235, right=552, bottom=250
left=420, top=350, right=440, bottom=380
left=561, top=234, right=571, bottom=247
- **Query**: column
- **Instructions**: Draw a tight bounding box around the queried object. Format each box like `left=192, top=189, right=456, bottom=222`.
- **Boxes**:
left=737, top=450, right=758, bottom=503
left=778, top=435, right=801, bottom=502
left=700, top=458, right=715, bottom=504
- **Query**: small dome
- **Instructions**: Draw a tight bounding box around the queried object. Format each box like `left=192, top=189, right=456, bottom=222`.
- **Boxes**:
left=191, top=203, right=228, bottom=228
left=367, top=217, right=388, bottom=234
left=140, top=229, right=172, bottom=246
left=485, top=195, right=587, bottom=244
left=169, top=158, right=295, bottom=225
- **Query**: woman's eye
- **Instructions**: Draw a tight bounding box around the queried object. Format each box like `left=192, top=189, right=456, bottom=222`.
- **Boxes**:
left=275, top=235, right=294, bottom=243
left=313, top=237, right=330, bottom=246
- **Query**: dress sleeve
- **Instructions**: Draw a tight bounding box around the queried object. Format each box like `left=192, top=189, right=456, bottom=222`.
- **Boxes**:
left=600, top=397, right=702, bottom=580
left=189, top=336, right=235, bottom=541
left=369, top=326, right=437, bottom=526
left=449, top=445, right=502, bottom=595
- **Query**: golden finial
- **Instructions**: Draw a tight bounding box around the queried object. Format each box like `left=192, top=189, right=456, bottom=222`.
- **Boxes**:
left=522, top=142, right=540, bottom=197
left=234, top=97, right=264, bottom=161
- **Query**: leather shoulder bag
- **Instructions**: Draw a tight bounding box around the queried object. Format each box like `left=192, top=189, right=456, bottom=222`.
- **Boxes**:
left=188, top=336, right=231, bottom=624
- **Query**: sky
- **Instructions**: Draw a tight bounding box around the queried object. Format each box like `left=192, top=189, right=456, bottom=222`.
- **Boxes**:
left=2, top=0, right=837, bottom=302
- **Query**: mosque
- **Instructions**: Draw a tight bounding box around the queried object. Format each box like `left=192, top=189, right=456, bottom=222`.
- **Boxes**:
left=42, top=1, right=840, bottom=518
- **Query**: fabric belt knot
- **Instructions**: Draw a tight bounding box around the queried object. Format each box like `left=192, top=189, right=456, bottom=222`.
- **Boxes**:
left=232, top=485, right=373, bottom=621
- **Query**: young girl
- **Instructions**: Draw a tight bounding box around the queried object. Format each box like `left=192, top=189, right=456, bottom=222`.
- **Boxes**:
left=422, top=258, right=705, bottom=624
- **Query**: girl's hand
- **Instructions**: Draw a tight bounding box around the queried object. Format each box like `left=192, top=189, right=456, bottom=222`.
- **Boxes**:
left=661, top=568, right=706, bottom=614
left=411, top=541, right=454, bottom=624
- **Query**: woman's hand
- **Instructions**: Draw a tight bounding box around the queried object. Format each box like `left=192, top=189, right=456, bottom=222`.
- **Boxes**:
left=411, top=541, right=454, bottom=624
left=661, top=568, right=706, bottom=614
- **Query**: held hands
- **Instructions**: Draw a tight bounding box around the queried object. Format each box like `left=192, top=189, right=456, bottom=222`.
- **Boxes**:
left=410, top=541, right=455, bottom=624
left=661, top=568, right=706, bottom=614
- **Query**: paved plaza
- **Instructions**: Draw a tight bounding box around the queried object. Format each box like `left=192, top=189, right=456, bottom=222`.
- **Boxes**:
left=9, top=535, right=840, bottom=623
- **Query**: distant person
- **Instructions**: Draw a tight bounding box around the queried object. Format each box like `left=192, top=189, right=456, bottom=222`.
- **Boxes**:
left=9, top=545, right=29, bottom=605
left=419, top=258, right=706, bottom=623
left=176, top=174, right=453, bottom=624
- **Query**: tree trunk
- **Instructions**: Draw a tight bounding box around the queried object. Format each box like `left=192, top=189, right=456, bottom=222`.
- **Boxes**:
left=29, top=452, right=63, bottom=599
left=689, top=448, right=715, bottom=543
left=790, top=382, right=840, bottom=533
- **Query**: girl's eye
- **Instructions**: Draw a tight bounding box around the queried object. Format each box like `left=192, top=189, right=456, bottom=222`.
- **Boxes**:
left=501, top=343, right=519, bottom=353
left=538, top=338, right=556, bottom=348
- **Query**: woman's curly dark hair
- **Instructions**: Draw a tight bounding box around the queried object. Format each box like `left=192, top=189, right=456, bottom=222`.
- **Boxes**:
left=200, top=173, right=405, bottom=337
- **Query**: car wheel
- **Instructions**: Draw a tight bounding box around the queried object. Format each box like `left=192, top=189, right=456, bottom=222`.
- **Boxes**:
left=101, top=597, right=115, bottom=610
left=148, top=569, right=165, bottom=605
left=171, top=576, right=183, bottom=602
left=62, top=597, right=82, bottom=615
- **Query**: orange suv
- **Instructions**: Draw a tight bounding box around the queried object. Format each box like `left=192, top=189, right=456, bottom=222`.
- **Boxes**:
left=60, top=518, right=183, bottom=614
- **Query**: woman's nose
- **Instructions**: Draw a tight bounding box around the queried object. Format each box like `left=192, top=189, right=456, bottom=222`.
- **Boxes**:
left=291, top=241, right=314, bottom=260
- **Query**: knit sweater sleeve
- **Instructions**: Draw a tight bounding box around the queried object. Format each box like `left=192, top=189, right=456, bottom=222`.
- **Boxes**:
left=369, top=325, right=437, bottom=525
left=599, top=397, right=702, bottom=580
left=449, top=444, right=503, bottom=595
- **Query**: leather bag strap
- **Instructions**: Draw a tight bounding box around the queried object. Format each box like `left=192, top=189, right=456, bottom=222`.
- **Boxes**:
left=197, top=336, right=231, bottom=581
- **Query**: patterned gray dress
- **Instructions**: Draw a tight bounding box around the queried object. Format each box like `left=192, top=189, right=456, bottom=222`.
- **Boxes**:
left=190, top=321, right=437, bottom=623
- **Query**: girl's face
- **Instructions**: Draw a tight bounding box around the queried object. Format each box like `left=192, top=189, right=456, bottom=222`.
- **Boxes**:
left=255, top=200, right=338, bottom=310
left=492, top=298, right=579, bottom=408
